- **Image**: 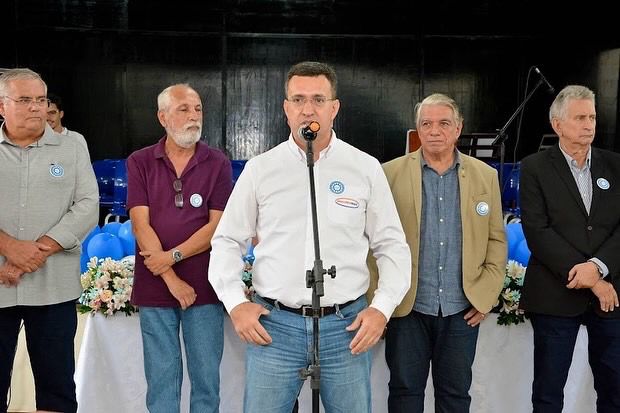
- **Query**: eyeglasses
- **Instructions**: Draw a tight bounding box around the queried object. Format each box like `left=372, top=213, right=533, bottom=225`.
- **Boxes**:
left=3, top=96, right=50, bottom=107
left=287, top=96, right=335, bottom=108
left=173, top=179, right=183, bottom=208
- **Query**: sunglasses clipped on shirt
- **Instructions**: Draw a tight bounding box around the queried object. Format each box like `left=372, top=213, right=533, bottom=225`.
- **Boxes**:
left=173, top=179, right=183, bottom=208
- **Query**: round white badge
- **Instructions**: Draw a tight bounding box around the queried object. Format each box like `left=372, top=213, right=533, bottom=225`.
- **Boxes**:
left=49, top=164, right=64, bottom=177
left=476, top=201, right=489, bottom=216
left=597, top=177, right=610, bottom=190
left=190, top=193, right=203, bottom=208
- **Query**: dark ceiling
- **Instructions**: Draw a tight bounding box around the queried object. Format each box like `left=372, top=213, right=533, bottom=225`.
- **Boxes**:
left=4, top=0, right=616, bottom=40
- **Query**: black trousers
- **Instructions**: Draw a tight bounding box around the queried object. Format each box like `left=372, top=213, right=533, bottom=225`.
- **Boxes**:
left=0, top=300, right=78, bottom=413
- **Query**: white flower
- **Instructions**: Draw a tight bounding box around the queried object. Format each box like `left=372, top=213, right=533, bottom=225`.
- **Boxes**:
left=78, top=257, right=137, bottom=317
left=495, top=260, right=529, bottom=326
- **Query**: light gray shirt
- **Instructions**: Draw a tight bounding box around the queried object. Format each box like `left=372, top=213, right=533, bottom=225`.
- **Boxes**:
left=0, top=124, right=99, bottom=307
left=62, top=127, right=90, bottom=155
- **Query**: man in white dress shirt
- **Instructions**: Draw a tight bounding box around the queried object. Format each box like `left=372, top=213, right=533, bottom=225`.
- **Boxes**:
left=209, top=61, right=411, bottom=413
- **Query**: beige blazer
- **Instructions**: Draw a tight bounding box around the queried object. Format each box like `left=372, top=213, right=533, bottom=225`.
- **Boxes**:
left=368, top=149, right=507, bottom=317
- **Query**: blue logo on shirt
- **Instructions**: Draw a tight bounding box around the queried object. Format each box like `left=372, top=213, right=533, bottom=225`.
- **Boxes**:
left=329, top=181, right=345, bottom=194
left=49, top=164, right=64, bottom=178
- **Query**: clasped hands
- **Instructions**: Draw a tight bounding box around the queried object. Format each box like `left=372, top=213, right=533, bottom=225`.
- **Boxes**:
left=139, top=249, right=173, bottom=275
left=0, top=239, right=51, bottom=287
left=566, top=261, right=619, bottom=312
left=139, top=249, right=197, bottom=309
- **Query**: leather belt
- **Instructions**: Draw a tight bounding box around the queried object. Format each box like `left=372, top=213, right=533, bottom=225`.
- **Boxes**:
left=261, top=296, right=356, bottom=318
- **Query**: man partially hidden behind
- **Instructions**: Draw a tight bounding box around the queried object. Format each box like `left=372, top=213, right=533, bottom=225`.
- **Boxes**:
left=46, top=92, right=89, bottom=151
left=126, top=83, right=232, bottom=413
left=519, top=85, right=620, bottom=413
left=0, top=68, right=99, bottom=413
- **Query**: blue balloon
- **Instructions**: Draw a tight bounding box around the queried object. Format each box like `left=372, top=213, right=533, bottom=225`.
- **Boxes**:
left=102, top=221, right=122, bottom=237
left=117, top=220, right=136, bottom=256
left=514, top=238, right=531, bottom=266
left=83, top=225, right=101, bottom=247
left=505, top=223, right=525, bottom=260
left=87, top=233, right=124, bottom=260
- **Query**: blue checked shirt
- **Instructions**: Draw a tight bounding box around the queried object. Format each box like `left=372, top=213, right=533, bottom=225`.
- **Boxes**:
left=413, top=152, right=470, bottom=316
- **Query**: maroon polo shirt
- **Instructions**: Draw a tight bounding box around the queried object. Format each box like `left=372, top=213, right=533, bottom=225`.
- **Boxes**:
left=126, top=137, right=232, bottom=307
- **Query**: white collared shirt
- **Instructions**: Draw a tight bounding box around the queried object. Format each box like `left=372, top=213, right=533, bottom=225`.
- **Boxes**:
left=210, top=132, right=411, bottom=319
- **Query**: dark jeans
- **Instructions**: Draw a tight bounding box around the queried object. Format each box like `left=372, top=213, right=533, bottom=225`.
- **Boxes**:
left=0, top=300, right=78, bottom=413
left=530, top=311, right=620, bottom=413
left=385, top=309, right=479, bottom=413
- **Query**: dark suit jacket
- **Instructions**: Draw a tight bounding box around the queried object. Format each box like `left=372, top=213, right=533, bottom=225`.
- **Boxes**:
left=519, top=144, right=620, bottom=318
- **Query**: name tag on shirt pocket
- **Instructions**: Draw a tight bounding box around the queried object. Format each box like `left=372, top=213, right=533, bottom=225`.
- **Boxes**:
left=327, top=186, right=366, bottom=227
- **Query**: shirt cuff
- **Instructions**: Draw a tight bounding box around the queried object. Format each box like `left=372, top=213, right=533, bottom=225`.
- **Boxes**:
left=46, top=228, right=80, bottom=252
left=588, top=257, right=609, bottom=278
left=220, top=292, right=251, bottom=315
left=369, top=293, right=397, bottom=321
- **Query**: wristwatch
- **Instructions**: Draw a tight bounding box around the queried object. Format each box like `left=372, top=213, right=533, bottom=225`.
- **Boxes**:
left=590, top=260, right=604, bottom=277
left=172, top=249, right=183, bottom=264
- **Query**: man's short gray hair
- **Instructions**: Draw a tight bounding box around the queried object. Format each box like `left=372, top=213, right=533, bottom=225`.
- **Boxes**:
left=157, top=83, right=197, bottom=111
left=0, top=68, right=47, bottom=97
left=549, top=85, right=595, bottom=124
left=415, top=93, right=463, bottom=128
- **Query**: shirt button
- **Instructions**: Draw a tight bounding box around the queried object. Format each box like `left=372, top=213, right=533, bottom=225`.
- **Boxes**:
left=439, top=218, right=444, bottom=223
left=587, top=226, right=593, bottom=231
left=439, top=289, right=443, bottom=293
left=19, top=227, right=24, bottom=231
left=440, top=242, right=444, bottom=246
left=439, top=197, right=443, bottom=201
left=439, top=266, right=443, bottom=270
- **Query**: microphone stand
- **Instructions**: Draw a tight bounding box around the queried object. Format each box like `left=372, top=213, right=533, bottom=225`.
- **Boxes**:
left=492, top=78, right=546, bottom=191
left=299, top=130, right=336, bottom=413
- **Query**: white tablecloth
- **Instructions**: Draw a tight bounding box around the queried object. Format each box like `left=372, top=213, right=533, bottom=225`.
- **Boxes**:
left=75, top=313, right=595, bottom=413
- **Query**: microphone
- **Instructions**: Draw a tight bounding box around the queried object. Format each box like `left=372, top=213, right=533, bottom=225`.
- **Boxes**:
left=534, top=67, right=555, bottom=94
left=298, top=121, right=321, bottom=141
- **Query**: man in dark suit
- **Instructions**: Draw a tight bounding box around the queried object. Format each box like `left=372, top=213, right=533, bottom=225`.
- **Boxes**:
left=520, top=85, right=620, bottom=413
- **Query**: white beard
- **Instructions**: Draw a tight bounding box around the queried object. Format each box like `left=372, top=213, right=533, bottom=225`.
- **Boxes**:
left=169, top=126, right=201, bottom=148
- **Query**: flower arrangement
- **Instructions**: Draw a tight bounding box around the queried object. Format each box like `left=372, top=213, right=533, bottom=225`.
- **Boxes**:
left=494, top=260, right=528, bottom=326
left=78, top=256, right=137, bottom=316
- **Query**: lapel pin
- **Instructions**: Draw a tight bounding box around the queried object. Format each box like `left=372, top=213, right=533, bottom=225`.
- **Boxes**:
left=476, top=201, right=489, bottom=216
left=596, top=177, right=610, bottom=190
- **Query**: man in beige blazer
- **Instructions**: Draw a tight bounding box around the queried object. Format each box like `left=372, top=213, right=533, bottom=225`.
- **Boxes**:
left=368, top=93, right=506, bottom=413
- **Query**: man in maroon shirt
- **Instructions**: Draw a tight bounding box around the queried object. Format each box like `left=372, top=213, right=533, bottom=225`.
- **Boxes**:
left=126, top=83, right=232, bottom=413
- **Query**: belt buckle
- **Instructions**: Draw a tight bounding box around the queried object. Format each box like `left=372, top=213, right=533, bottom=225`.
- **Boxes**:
left=301, top=306, right=325, bottom=317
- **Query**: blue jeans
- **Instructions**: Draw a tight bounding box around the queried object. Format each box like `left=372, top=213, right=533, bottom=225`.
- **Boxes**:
left=0, top=300, right=78, bottom=413
left=385, top=309, right=479, bottom=413
left=245, top=295, right=371, bottom=413
left=530, top=311, right=620, bottom=413
left=139, top=303, right=224, bottom=413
